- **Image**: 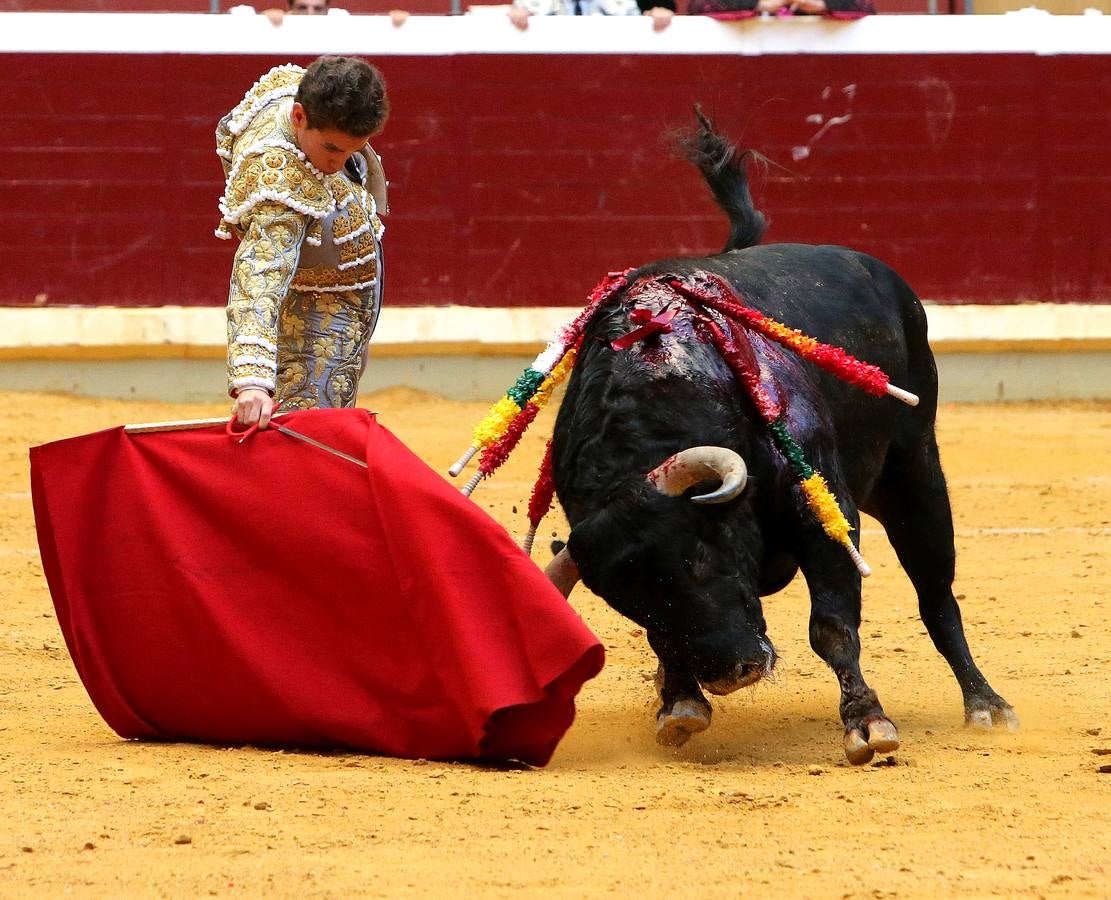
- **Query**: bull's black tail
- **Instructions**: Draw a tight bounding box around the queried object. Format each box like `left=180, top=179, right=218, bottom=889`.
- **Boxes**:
left=678, top=107, right=767, bottom=253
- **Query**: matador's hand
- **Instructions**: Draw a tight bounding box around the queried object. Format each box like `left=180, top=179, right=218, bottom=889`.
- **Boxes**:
left=235, top=388, right=275, bottom=429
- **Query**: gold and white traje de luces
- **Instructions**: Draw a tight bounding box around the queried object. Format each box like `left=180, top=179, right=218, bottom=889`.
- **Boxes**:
left=215, top=64, right=387, bottom=410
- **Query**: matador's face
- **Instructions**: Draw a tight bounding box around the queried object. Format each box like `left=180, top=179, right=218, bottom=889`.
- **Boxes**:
left=290, top=102, right=373, bottom=177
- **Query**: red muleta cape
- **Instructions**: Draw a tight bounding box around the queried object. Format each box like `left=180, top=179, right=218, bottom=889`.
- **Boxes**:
left=30, top=408, right=603, bottom=766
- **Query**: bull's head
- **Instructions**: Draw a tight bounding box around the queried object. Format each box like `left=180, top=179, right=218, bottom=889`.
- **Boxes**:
left=549, top=446, right=777, bottom=695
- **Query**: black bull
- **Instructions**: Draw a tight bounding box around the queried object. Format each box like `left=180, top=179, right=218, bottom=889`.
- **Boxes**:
left=546, top=119, right=1017, bottom=765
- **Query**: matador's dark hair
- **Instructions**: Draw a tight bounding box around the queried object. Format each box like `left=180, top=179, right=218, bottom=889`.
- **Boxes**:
left=295, top=56, right=389, bottom=137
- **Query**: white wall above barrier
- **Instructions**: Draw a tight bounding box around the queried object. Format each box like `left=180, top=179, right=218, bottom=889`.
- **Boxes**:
left=1, top=11, right=1110, bottom=57
left=2, top=304, right=1109, bottom=358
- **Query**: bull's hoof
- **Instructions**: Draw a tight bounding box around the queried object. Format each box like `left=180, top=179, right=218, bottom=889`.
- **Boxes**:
left=843, top=718, right=900, bottom=766
left=655, top=699, right=711, bottom=748
left=966, top=703, right=1020, bottom=732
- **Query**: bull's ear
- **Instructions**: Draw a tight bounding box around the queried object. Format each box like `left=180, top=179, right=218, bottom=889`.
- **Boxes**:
left=565, top=514, right=600, bottom=565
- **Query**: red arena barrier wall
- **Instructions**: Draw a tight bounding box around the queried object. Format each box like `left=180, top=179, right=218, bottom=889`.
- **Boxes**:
left=1, top=14, right=1108, bottom=309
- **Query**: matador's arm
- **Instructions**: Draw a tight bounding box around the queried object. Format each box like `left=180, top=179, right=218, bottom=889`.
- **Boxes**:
left=226, top=201, right=308, bottom=396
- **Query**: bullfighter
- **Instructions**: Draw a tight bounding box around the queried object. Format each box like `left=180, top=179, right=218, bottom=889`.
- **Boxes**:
left=216, top=55, right=389, bottom=428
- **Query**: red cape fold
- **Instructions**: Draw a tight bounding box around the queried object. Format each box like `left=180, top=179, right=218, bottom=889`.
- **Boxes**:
left=30, top=409, right=603, bottom=766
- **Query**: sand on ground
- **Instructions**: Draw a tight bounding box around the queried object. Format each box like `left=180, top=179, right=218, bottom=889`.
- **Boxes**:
left=1, top=389, right=1109, bottom=897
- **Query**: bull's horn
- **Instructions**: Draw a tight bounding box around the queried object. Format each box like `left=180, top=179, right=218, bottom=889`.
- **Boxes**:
left=544, top=547, right=581, bottom=599
left=647, top=446, right=748, bottom=505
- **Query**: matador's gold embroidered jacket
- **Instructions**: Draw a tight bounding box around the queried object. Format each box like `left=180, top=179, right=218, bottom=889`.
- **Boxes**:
left=216, top=64, right=386, bottom=397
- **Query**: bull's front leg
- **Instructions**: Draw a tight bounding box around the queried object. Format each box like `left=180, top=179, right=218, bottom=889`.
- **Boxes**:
left=810, top=601, right=900, bottom=765
left=799, top=521, right=899, bottom=765
left=653, top=664, right=712, bottom=747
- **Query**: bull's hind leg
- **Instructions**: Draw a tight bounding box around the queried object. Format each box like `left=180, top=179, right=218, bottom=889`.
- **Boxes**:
left=870, top=437, right=1018, bottom=731
left=653, top=664, right=712, bottom=747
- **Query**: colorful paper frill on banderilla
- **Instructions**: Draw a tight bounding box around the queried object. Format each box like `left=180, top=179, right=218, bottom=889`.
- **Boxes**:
left=450, top=268, right=918, bottom=578
left=446, top=270, right=631, bottom=539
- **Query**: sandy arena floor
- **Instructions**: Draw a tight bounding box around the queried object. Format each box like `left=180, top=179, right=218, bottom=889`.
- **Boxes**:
left=1, top=389, right=1109, bottom=897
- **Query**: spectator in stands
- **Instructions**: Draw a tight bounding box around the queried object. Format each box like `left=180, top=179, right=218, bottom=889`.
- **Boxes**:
left=637, top=0, right=676, bottom=25
left=215, top=56, right=392, bottom=428
left=687, top=0, right=874, bottom=15
left=234, top=0, right=408, bottom=27
left=509, top=0, right=675, bottom=32
left=283, top=0, right=331, bottom=13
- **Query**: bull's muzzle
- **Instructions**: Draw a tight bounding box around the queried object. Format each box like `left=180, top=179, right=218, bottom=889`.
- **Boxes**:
left=700, top=638, right=776, bottom=695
